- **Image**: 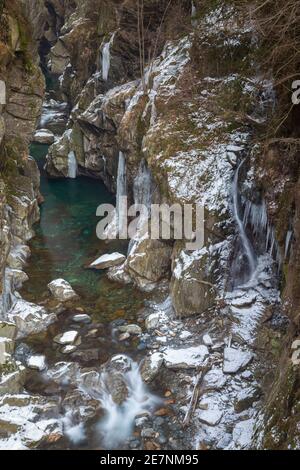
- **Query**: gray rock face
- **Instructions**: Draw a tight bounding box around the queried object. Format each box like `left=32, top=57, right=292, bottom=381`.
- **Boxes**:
left=0, top=321, right=16, bottom=340
left=8, top=299, right=56, bottom=339
left=48, top=279, right=78, bottom=302
left=89, top=252, right=126, bottom=270
left=33, top=129, right=55, bottom=145
left=171, top=249, right=216, bottom=318
left=0, top=365, right=26, bottom=395
left=126, top=239, right=172, bottom=290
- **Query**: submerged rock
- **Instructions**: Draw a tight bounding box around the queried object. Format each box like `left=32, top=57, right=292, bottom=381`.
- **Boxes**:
left=48, top=279, right=78, bottom=302
left=89, top=252, right=126, bottom=270
left=118, top=324, right=142, bottom=336
left=145, top=313, right=160, bottom=330
left=72, top=314, right=91, bottom=324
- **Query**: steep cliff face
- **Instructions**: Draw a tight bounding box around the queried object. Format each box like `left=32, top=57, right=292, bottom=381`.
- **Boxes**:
left=42, top=0, right=255, bottom=310
left=0, top=0, right=44, bottom=314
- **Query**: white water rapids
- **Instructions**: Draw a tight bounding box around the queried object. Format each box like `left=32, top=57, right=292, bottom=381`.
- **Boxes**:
left=97, top=357, right=160, bottom=448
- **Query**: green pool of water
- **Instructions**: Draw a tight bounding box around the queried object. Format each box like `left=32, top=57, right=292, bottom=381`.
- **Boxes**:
left=22, top=143, right=145, bottom=321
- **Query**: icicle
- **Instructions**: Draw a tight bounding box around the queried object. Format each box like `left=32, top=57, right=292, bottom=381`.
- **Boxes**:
left=67, top=151, right=77, bottom=179
left=285, top=230, right=293, bottom=259
left=191, top=1, right=197, bottom=27
left=102, top=33, right=115, bottom=81
left=232, top=160, right=257, bottom=276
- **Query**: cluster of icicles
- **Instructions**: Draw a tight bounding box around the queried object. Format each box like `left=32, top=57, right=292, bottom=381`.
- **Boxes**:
left=232, top=160, right=293, bottom=284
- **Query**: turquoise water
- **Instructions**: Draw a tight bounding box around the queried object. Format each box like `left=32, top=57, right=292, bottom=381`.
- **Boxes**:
left=23, top=143, right=145, bottom=321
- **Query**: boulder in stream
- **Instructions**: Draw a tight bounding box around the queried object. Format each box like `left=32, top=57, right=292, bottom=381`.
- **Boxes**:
left=8, top=299, right=56, bottom=339
left=33, top=129, right=55, bottom=145
left=48, top=279, right=78, bottom=302
left=88, top=252, right=126, bottom=270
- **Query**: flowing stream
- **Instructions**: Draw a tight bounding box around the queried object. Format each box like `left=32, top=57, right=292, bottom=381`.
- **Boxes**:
left=19, top=133, right=157, bottom=449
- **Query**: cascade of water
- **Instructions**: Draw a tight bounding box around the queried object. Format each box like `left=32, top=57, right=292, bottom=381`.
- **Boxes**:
left=133, top=159, right=152, bottom=209
left=102, top=34, right=115, bottom=81
left=97, top=356, right=159, bottom=449
left=242, top=197, right=281, bottom=267
left=67, top=151, right=77, bottom=179
left=232, top=160, right=257, bottom=277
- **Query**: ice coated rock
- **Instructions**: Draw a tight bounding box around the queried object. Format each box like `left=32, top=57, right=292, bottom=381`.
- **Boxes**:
left=203, top=368, right=227, bottom=391
left=141, top=352, right=164, bottom=383
left=53, top=330, right=79, bottom=345
left=198, top=408, right=223, bottom=426
left=7, top=245, right=30, bottom=270
left=48, top=279, right=78, bottom=302
left=203, top=334, right=213, bottom=346
left=223, top=347, right=253, bottom=374
left=26, top=355, right=46, bottom=371
left=33, top=129, right=55, bottom=145
left=163, top=345, right=209, bottom=369
left=89, top=252, right=126, bottom=270
left=231, top=419, right=254, bottom=449
left=145, top=313, right=160, bottom=330
left=8, top=299, right=56, bottom=339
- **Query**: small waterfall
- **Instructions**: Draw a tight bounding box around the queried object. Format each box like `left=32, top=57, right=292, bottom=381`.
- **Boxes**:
left=97, top=357, right=159, bottom=449
left=104, top=151, right=127, bottom=239
left=67, top=151, right=77, bottom=179
left=102, top=33, right=115, bottom=82
left=232, top=160, right=257, bottom=278
left=133, top=160, right=152, bottom=209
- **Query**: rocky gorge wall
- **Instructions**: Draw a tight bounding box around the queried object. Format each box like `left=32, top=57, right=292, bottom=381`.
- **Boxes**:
left=0, top=0, right=44, bottom=316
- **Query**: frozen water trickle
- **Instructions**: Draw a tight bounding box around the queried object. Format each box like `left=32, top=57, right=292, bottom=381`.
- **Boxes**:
left=232, top=160, right=256, bottom=279
left=67, top=151, right=77, bottom=179
left=102, top=33, right=115, bottom=81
